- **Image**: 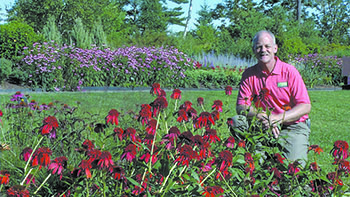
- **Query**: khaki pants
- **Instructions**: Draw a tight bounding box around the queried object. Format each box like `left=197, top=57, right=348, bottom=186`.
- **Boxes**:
left=230, top=115, right=311, bottom=166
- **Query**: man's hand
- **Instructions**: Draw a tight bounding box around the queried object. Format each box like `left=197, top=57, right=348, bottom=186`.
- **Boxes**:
left=257, top=113, right=282, bottom=138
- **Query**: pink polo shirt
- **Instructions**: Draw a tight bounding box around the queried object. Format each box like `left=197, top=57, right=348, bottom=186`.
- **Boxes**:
left=237, top=57, right=310, bottom=123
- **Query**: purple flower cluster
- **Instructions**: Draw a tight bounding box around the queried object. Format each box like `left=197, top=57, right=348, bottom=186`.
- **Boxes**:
left=20, top=42, right=197, bottom=91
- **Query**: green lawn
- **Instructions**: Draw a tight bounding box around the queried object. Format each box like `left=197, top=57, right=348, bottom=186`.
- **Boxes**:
left=1, top=89, right=349, bottom=171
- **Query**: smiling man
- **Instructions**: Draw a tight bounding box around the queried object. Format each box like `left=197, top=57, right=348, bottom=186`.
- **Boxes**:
left=232, top=30, right=311, bottom=165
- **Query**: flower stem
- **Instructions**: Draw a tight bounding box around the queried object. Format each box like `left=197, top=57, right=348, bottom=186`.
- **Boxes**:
left=20, top=168, right=33, bottom=185
left=24, top=136, right=44, bottom=173
left=159, top=163, right=177, bottom=193
left=219, top=171, right=237, bottom=197
left=34, top=173, right=51, bottom=194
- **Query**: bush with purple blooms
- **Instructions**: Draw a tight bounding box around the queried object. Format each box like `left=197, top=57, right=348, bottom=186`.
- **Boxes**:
left=289, top=53, right=343, bottom=87
left=19, top=42, right=197, bottom=91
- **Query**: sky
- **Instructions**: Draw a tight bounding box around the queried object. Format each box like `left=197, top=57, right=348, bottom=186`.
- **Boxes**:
left=0, top=0, right=224, bottom=31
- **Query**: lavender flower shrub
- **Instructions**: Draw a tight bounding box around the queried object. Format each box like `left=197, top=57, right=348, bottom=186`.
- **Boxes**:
left=289, top=54, right=343, bottom=87
left=20, top=41, right=197, bottom=91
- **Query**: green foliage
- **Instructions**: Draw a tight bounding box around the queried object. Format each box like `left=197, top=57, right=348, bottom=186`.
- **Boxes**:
left=0, top=58, right=13, bottom=84
left=321, top=43, right=350, bottom=57
left=91, top=18, right=108, bottom=47
left=41, top=15, right=62, bottom=45
left=185, top=68, right=243, bottom=88
left=0, top=21, right=43, bottom=62
left=71, top=18, right=93, bottom=49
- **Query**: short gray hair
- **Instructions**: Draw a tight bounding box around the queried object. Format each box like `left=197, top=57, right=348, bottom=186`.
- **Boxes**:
left=252, top=30, right=276, bottom=49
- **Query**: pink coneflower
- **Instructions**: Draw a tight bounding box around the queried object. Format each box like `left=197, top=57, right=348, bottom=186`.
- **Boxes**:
left=86, top=149, right=102, bottom=163
left=124, top=128, right=137, bottom=142
left=143, top=134, right=154, bottom=145
left=78, top=160, right=92, bottom=179
left=113, top=127, right=124, bottom=141
left=150, top=83, right=161, bottom=96
left=171, top=89, right=182, bottom=100
left=187, top=107, right=197, bottom=119
left=176, top=109, right=188, bottom=123
left=287, top=161, right=300, bottom=176
left=110, top=165, right=125, bottom=181
left=121, top=144, right=137, bottom=162
left=150, top=96, right=168, bottom=116
left=105, top=109, right=120, bottom=126
left=139, top=144, right=158, bottom=165
left=310, top=162, right=320, bottom=172
left=197, top=97, right=204, bottom=106
left=161, top=126, right=180, bottom=150
left=49, top=156, right=68, bottom=180
left=195, top=112, right=215, bottom=129
left=20, top=147, right=33, bottom=162
left=31, top=147, right=52, bottom=169
left=331, top=140, right=349, bottom=159
left=216, top=150, right=233, bottom=172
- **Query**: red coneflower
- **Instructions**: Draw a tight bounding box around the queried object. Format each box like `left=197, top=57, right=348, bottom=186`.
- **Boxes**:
left=259, top=87, right=270, bottom=102
left=145, top=119, right=158, bottom=135
left=40, top=116, right=59, bottom=139
left=82, top=139, right=95, bottom=151
left=113, top=128, right=124, bottom=141
left=336, top=159, right=350, bottom=174
left=176, top=109, right=188, bottom=123
left=195, top=112, right=215, bottom=129
left=105, top=109, right=120, bottom=126
left=49, top=156, right=68, bottom=180
left=121, top=144, right=137, bottom=162
left=274, top=153, right=285, bottom=164
left=179, top=101, right=192, bottom=111
left=224, top=137, right=235, bottom=149
left=171, top=89, right=182, bottom=100
left=244, top=152, right=255, bottom=175
left=203, top=128, right=221, bottom=143
left=211, top=100, right=223, bottom=112
left=7, top=185, right=30, bottom=197
left=225, top=85, right=233, bottom=96
left=287, top=161, right=300, bottom=176
left=110, top=165, right=125, bottom=181
left=161, top=126, right=180, bottom=150
left=143, top=134, right=154, bottom=145
left=331, top=140, right=349, bottom=159
left=211, top=110, right=220, bottom=121
left=187, top=107, right=198, bottom=119
left=97, top=151, right=114, bottom=170
left=308, top=144, right=324, bottom=155
left=150, top=83, right=162, bottom=96
left=310, top=162, right=320, bottom=172
left=0, top=170, right=10, bottom=185
left=20, top=147, right=33, bottom=162
left=174, top=144, right=198, bottom=167
left=178, top=131, right=193, bottom=145
left=139, top=144, right=158, bottom=165
left=124, top=128, right=138, bottom=143
left=202, top=185, right=224, bottom=197
left=150, top=96, right=168, bottom=116
left=158, top=89, right=167, bottom=97
left=25, top=174, right=35, bottom=186
left=216, top=150, right=233, bottom=172
left=197, top=97, right=204, bottom=106
left=132, top=174, right=148, bottom=196
left=86, top=149, right=102, bottom=163
left=238, top=139, right=246, bottom=148
left=138, top=104, right=152, bottom=126
left=31, top=147, right=52, bottom=169
left=78, top=160, right=92, bottom=179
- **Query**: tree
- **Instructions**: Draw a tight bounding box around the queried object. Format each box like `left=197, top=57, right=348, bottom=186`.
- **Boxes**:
left=138, top=0, right=168, bottom=34
left=183, top=0, right=192, bottom=37
left=42, top=15, right=62, bottom=45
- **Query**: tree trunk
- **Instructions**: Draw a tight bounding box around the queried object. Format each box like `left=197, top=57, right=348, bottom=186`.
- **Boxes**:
left=296, top=0, right=301, bottom=23
left=183, top=0, right=192, bottom=38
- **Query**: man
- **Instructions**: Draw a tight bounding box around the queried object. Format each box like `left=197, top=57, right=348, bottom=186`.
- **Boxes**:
left=233, top=30, right=311, bottom=164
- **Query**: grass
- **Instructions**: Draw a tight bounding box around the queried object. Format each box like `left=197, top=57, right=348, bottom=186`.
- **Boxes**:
left=0, top=89, right=349, bottom=171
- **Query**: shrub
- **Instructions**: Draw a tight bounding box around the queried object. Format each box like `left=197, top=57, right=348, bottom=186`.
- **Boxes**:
left=0, top=58, right=13, bottom=84
left=0, top=21, right=43, bottom=62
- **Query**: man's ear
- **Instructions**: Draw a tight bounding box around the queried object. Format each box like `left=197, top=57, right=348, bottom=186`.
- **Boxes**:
left=273, top=44, right=278, bottom=54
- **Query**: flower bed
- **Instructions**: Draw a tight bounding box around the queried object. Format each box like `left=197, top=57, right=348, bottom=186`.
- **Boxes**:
left=0, top=85, right=349, bottom=196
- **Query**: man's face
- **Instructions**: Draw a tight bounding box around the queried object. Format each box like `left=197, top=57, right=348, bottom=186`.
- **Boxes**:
left=253, top=33, right=278, bottom=64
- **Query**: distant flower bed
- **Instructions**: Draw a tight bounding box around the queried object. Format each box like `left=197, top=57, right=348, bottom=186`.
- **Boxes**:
left=0, top=85, right=349, bottom=196
left=19, top=42, right=197, bottom=91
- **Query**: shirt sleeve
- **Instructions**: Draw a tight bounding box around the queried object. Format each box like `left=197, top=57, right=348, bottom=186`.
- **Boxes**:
left=236, top=70, right=253, bottom=106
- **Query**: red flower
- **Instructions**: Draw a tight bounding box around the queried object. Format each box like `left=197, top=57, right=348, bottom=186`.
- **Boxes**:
left=98, top=151, right=114, bottom=170
left=187, top=107, right=198, bottom=119
left=158, top=89, right=166, bottom=97
left=192, top=135, right=212, bottom=160
left=244, top=153, right=255, bottom=175
left=180, top=101, right=192, bottom=111
left=259, top=87, right=270, bottom=101
left=110, top=165, right=125, bottom=180
left=0, top=170, right=10, bottom=185
left=78, top=160, right=92, bottom=179
left=310, top=162, right=320, bottom=172
left=327, top=172, right=343, bottom=186
left=331, top=140, right=349, bottom=159
left=171, top=89, right=182, bottom=100
left=270, top=167, right=283, bottom=180
left=202, top=185, right=224, bottom=197
left=7, top=185, right=30, bottom=197
left=143, top=134, right=154, bottom=145
left=274, top=153, right=285, bottom=164
left=121, top=144, right=137, bottom=162
left=124, top=127, right=137, bottom=142
left=49, top=156, right=68, bottom=180
left=174, top=144, right=198, bottom=167
left=161, top=126, right=181, bottom=150
left=203, top=128, right=221, bottom=143
left=211, top=100, right=223, bottom=112
left=195, top=112, right=215, bottom=129
left=224, top=137, right=235, bottom=148
left=145, top=119, right=158, bottom=135
left=25, top=174, right=35, bottom=186
left=82, top=139, right=95, bottom=151
left=282, top=104, right=291, bottom=111
left=178, top=131, right=193, bottom=145
left=238, top=139, right=246, bottom=148
left=105, top=109, right=120, bottom=126
left=140, top=145, right=158, bottom=165
left=176, top=109, right=188, bottom=123
left=195, top=61, right=202, bottom=69
left=215, top=150, right=233, bottom=180
left=31, top=147, right=52, bottom=169
left=150, top=96, right=168, bottom=116
left=211, top=110, right=220, bottom=121
left=86, top=149, right=102, bottom=163
left=287, top=161, right=300, bottom=175
left=113, top=128, right=124, bottom=141
left=308, top=144, right=324, bottom=155
left=132, top=174, right=148, bottom=196
left=336, top=159, right=350, bottom=174
left=40, top=116, right=59, bottom=138
left=20, top=147, right=33, bottom=162
left=197, top=97, right=204, bottom=106
left=225, top=85, right=233, bottom=96
left=138, top=104, right=152, bottom=126
left=150, top=83, right=162, bottom=96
